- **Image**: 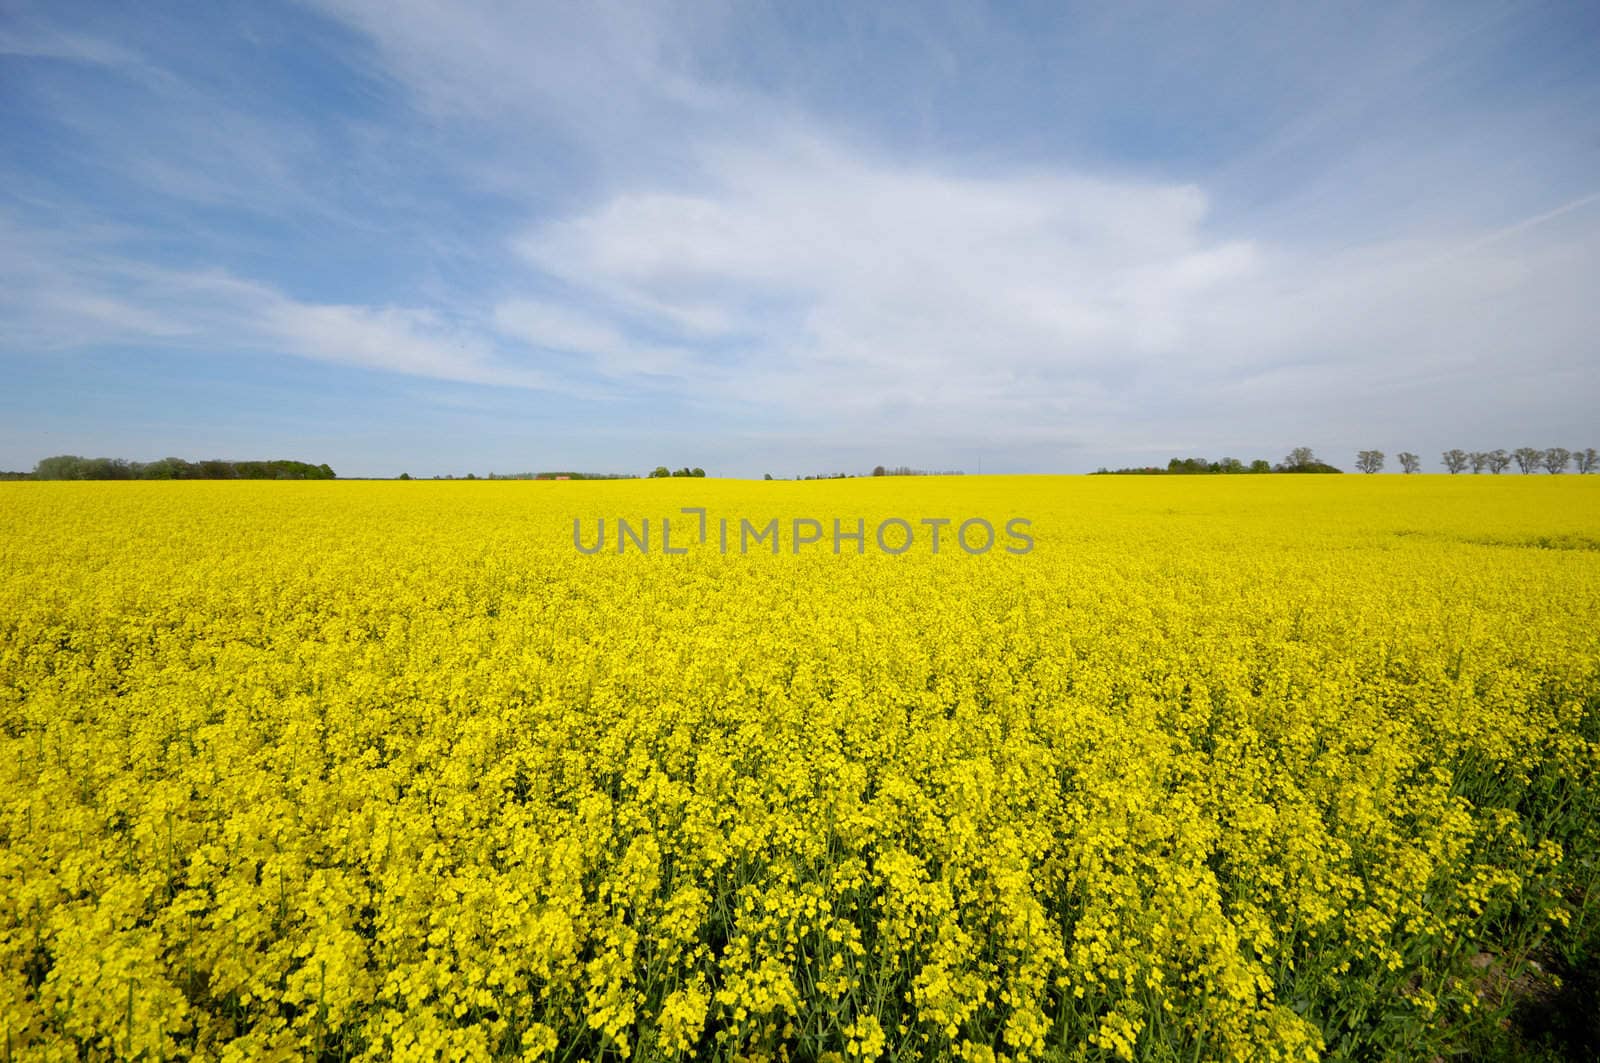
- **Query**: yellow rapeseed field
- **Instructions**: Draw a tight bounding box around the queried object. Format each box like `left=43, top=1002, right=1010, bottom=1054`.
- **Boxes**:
left=2, top=476, right=1597, bottom=1061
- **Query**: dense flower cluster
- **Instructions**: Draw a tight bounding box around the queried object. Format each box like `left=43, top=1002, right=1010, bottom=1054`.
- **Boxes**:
left=1, top=477, right=1597, bottom=1060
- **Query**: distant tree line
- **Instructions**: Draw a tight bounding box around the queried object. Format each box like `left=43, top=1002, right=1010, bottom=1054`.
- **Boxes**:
left=871, top=465, right=966, bottom=477
left=21, top=455, right=335, bottom=480
left=1354, top=448, right=1597, bottom=473
left=409, top=472, right=640, bottom=480
left=1094, top=447, right=1342, bottom=475
left=479, top=472, right=638, bottom=480
left=649, top=466, right=706, bottom=478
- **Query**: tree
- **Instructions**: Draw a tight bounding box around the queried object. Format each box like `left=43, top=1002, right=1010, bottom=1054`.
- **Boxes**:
left=1273, top=448, right=1342, bottom=473
left=1541, top=447, right=1571, bottom=474
left=1442, top=449, right=1468, bottom=474
left=1356, top=450, right=1384, bottom=474
left=691, top=467, right=705, bottom=478
left=1249, top=459, right=1271, bottom=474
left=873, top=465, right=886, bottom=477
left=1513, top=447, right=1542, bottom=474
left=1398, top=452, right=1421, bottom=474
left=140, top=457, right=194, bottom=480
left=33, top=455, right=86, bottom=479
left=1469, top=451, right=1488, bottom=474
left=398, top=472, right=412, bottom=480
left=1486, top=449, right=1511, bottom=474
left=764, top=473, right=773, bottom=480
left=1576, top=448, right=1599, bottom=474
left=651, top=466, right=671, bottom=478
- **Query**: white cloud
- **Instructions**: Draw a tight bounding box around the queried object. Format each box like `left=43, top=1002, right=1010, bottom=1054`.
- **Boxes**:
left=511, top=136, right=1258, bottom=420
left=501, top=129, right=1599, bottom=454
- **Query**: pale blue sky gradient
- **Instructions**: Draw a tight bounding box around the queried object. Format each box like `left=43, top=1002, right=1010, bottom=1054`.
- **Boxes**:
left=3, top=1, right=1598, bottom=476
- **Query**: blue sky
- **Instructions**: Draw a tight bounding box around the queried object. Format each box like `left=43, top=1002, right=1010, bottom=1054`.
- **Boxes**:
left=2, top=0, right=1597, bottom=477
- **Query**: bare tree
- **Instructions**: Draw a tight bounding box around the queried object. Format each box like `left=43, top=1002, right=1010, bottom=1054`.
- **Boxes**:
left=1398, top=452, right=1421, bottom=474
left=1576, top=448, right=1599, bottom=474
left=1541, top=447, right=1571, bottom=474
left=1469, top=451, right=1489, bottom=474
left=1513, top=447, right=1542, bottom=473
left=1356, top=450, right=1384, bottom=474
left=1285, top=446, right=1317, bottom=469
left=1442, top=449, right=1469, bottom=474
left=1486, top=449, right=1511, bottom=474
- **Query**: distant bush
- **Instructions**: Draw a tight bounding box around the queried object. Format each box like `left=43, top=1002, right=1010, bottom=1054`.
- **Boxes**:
left=1094, top=456, right=1289, bottom=475
left=1272, top=461, right=1343, bottom=474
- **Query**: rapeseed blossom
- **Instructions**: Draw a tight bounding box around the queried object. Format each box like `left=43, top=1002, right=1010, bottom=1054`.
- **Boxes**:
left=0, top=476, right=1596, bottom=1060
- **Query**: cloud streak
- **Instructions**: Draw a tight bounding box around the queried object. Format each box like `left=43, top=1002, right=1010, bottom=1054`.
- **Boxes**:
left=0, top=216, right=554, bottom=391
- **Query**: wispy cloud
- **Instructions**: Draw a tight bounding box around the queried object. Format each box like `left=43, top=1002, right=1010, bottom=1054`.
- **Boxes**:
left=0, top=21, right=151, bottom=69
left=0, top=213, right=555, bottom=390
